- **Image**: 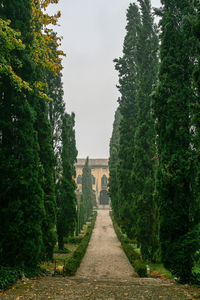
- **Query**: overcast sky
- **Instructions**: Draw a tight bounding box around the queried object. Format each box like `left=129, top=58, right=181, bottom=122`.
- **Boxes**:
left=48, top=0, right=161, bottom=159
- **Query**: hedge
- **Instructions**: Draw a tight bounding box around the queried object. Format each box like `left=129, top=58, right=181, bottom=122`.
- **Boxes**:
left=0, top=266, right=41, bottom=291
left=65, top=211, right=97, bottom=276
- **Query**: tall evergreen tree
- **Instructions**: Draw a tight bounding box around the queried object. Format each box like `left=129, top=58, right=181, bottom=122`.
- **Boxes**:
left=47, top=70, right=65, bottom=169
left=109, top=107, right=121, bottom=220
left=131, top=0, right=158, bottom=261
left=34, top=93, right=56, bottom=261
left=82, top=157, right=94, bottom=222
left=192, top=0, right=200, bottom=226
left=0, top=0, right=45, bottom=267
left=114, top=3, right=141, bottom=238
left=153, top=0, right=198, bottom=281
left=56, top=113, right=77, bottom=250
left=0, top=0, right=64, bottom=266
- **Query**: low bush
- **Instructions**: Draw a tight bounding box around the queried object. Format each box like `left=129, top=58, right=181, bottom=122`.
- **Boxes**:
left=54, top=247, right=71, bottom=254
left=64, top=236, right=83, bottom=244
left=134, top=260, right=147, bottom=277
left=0, top=266, right=22, bottom=291
left=0, top=265, right=42, bottom=291
left=110, top=212, right=147, bottom=278
left=123, top=244, right=140, bottom=262
left=149, top=263, right=174, bottom=279
left=65, top=211, right=97, bottom=276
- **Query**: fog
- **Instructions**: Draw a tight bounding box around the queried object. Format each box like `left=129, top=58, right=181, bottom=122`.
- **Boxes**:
left=48, top=0, right=161, bottom=158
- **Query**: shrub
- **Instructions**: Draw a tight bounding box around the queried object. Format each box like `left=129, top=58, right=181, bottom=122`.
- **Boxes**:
left=65, top=211, right=97, bottom=276
left=0, top=265, right=43, bottom=291
left=123, top=244, right=140, bottom=262
left=0, top=266, right=22, bottom=291
left=64, top=236, right=83, bottom=244
left=134, top=260, right=147, bottom=277
left=54, top=247, right=71, bottom=254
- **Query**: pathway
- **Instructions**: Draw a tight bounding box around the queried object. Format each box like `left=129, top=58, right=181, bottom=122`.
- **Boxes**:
left=75, top=209, right=137, bottom=280
left=3, top=210, right=200, bottom=299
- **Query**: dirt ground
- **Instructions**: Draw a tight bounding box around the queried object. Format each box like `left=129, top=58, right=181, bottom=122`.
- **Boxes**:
left=2, top=209, right=200, bottom=299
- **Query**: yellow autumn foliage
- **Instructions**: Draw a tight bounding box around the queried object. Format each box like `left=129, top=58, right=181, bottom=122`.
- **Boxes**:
left=30, top=0, right=65, bottom=75
left=0, top=0, right=64, bottom=100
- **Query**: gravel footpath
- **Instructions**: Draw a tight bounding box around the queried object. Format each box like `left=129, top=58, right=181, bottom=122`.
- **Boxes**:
left=75, top=209, right=137, bottom=280
left=3, top=209, right=200, bottom=299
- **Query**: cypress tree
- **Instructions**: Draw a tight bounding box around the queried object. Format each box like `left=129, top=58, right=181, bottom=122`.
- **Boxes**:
left=47, top=70, right=65, bottom=165
left=109, top=107, right=121, bottom=220
left=152, top=0, right=198, bottom=281
left=82, top=157, right=94, bottom=221
left=192, top=0, right=200, bottom=219
left=131, top=0, right=158, bottom=261
left=0, top=0, right=64, bottom=265
left=0, top=0, right=45, bottom=268
left=0, top=86, right=44, bottom=268
left=56, top=113, right=77, bottom=250
left=34, top=93, right=56, bottom=261
left=114, top=3, right=141, bottom=238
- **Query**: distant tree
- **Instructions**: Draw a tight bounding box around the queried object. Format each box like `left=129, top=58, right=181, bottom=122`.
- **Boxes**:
left=76, top=194, right=86, bottom=235
left=82, top=157, right=93, bottom=222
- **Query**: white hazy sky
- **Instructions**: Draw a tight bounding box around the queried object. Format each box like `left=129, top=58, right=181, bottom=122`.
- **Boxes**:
left=48, top=0, right=161, bottom=158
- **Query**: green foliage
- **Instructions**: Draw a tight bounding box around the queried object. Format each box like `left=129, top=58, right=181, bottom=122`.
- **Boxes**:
left=65, top=212, right=97, bottom=276
left=54, top=248, right=71, bottom=254
left=152, top=0, right=199, bottom=282
left=65, top=236, right=83, bottom=244
left=0, top=19, right=32, bottom=92
left=149, top=263, right=174, bottom=279
left=0, top=86, right=44, bottom=268
left=32, top=84, right=57, bottom=262
left=109, top=108, right=121, bottom=220
left=134, top=260, right=148, bottom=278
left=0, top=265, right=41, bottom=291
left=81, top=157, right=94, bottom=222
left=110, top=1, right=159, bottom=260
left=0, top=0, right=77, bottom=278
left=109, top=0, right=200, bottom=284
left=130, top=0, right=158, bottom=262
left=113, top=3, right=141, bottom=238
left=193, top=0, right=200, bottom=93
left=0, top=266, right=22, bottom=291
left=0, top=0, right=46, bottom=269
left=56, top=113, right=77, bottom=250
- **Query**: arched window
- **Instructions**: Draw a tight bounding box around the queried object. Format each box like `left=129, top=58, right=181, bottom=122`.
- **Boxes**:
left=92, top=175, right=95, bottom=185
left=77, top=174, right=82, bottom=184
left=101, top=174, right=107, bottom=188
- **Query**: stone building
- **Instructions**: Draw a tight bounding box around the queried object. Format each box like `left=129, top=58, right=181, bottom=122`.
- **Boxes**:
left=75, top=158, right=110, bottom=206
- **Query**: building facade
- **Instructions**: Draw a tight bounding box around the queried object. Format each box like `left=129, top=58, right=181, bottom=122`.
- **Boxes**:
left=75, top=158, right=110, bottom=206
